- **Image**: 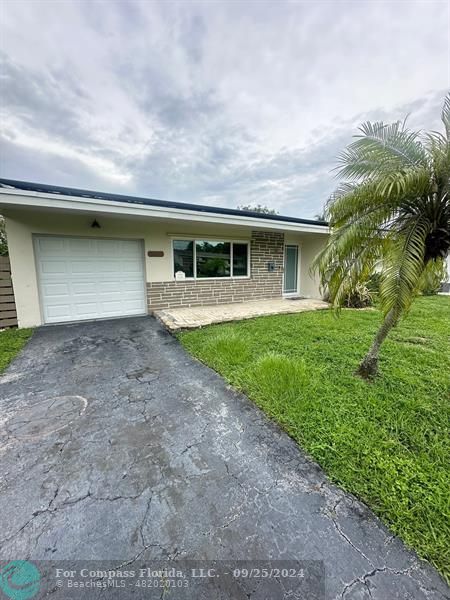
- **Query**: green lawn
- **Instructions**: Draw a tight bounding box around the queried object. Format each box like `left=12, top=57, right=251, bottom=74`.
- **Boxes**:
left=0, top=327, right=34, bottom=373
left=179, top=295, right=450, bottom=580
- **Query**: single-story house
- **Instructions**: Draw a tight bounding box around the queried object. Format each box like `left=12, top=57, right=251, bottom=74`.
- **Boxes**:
left=0, top=179, right=329, bottom=328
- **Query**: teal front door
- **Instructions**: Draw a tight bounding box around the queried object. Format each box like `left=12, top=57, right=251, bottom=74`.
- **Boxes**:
left=284, top=245, right=299, bottom=294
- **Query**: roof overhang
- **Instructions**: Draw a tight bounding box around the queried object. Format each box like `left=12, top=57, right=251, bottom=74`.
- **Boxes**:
left=0, top=187, right=329, bottom=235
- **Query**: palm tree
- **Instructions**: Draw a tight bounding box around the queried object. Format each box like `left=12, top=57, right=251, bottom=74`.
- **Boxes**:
left=314, top=94, right=450, bottom=378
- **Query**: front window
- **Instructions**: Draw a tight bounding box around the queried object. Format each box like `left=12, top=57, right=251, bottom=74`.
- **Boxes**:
left=233, top=243, right=248, bottom=276
left=196, top=241, right=231, bottom=278
left=173, top=239, right=248, bottom=278
left=173, top=240, right=194, bottom=278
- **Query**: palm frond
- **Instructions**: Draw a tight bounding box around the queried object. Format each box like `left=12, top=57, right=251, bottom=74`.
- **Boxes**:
left=379, top=216, right=430, bottom=317
left=328, top=180, right=398, bottom=228
left=336, top=120, right=428, bottom=181
left=441, top=93, right=450, bottom=139
left=375, top=167, right=432, bottom=200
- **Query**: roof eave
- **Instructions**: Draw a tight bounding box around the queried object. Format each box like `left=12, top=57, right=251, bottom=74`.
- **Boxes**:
left=0, top=187, right=330, bottom=234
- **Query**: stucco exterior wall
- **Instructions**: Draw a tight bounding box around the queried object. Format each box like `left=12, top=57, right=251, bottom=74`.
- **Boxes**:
left=4, top=210, right=327, bottom=327
left=298, top=233, right=328, bottom=297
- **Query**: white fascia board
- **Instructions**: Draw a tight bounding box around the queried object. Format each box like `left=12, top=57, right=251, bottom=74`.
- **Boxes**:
left=0, top=188, right=329, bottom=234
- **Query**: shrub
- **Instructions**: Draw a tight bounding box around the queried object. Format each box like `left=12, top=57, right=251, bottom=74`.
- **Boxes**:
left=366, top=272, right=381, bottom=294
left=342, top=282, right=374, bottom=308
left=420, top=260, right=448, bottom=296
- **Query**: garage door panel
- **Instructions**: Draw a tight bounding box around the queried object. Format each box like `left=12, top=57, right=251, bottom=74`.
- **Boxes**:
left=70, top=260, right=105, bottom=274
left=121, top=290, right=145, bottom=300
left=96, top=239, right=120, bottom=256
left=35, top=236, right=146, bottom=324
left=41, top=283, right=71, bottom=296
left=74, top=303, right=99, bottom=317
left=121, top=260, right=143, bottom=273
left=71, top=293, right=100, bottom=304
left=41, top=294, right=72, bottom=307
left=39, top=260, right=69, bottom=275
left=94, top=280, right=123, bottom=293
left=100, top=261, right=123, bottom=273
left=113, top=279, right=144, bottom=292
left=71, top=281, right=99, bottom=294
left=37, top=238, right=66, bottom=254
left=68, top=239, right=95, bottom=254
left=95, top=290, right=123, bottom=301
left=99, top=300, right=124, bottom=313
left=120, top=241, right=143, bottom=256
left=124, top=299, right=146, bottom=310
left=46, top=304, right=73, bottom=319
left=100, top=301, right=145, bottom=315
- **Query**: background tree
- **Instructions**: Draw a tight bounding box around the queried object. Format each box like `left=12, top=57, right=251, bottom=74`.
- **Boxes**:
left=314, top=209, right=327, bottom=222
left=0, top=216, right=8, bottom=256
left=237, top=204, right=278, bottom=215
left=314, top=95, right=450, bottom=378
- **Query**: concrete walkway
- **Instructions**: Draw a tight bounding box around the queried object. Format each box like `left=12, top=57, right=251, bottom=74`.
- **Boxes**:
left=155, top=297, right=329, bottom=330
left=0, top=317, right=447, bottom=599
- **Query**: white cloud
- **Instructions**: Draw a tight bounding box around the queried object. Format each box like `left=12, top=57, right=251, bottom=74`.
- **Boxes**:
left=0, top=0, right=448, bottom=216
left=0, top=114, right=132, bottom=184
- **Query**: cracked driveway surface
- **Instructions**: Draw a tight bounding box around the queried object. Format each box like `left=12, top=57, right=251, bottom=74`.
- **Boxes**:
left=0, top=317, right=448, bottom=600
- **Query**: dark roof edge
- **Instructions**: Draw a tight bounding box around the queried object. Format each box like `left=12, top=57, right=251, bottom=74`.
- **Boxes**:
left=0, top=178, right=328, bottom=227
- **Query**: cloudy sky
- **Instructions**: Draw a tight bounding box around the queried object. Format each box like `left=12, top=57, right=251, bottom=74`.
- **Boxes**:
left=0, top=1, right=448, bottom=217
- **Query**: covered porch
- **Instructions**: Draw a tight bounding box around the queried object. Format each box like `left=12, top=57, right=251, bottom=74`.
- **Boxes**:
left=154, top=297, right=328, bottom=331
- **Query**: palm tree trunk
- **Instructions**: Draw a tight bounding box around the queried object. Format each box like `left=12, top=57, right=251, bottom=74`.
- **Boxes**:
left=357, top=309, right=397, bottom=379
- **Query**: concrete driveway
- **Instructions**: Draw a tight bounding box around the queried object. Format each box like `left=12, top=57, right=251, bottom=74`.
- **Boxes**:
left=0, top=317, right=447, bottom=599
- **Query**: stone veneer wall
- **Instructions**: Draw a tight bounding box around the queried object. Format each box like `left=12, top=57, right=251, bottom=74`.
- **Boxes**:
left=147, top=230, right=284, bottom=310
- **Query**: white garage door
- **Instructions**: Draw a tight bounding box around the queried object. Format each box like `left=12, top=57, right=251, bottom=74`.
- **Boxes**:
left=35, top=236, right=147, bottom=324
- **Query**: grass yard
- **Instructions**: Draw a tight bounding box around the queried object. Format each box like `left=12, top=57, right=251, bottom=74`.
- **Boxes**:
left=0, top=327, right=33, bottom=373
left=179, top=295, right=450, bottom=580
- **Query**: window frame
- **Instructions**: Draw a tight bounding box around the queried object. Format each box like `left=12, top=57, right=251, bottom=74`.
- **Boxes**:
left=171, top=237, right=250, bottom=280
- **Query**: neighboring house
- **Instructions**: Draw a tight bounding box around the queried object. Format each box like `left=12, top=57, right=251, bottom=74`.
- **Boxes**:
left=0, top=179, right=329, bottom=328
left=441, top=255, right=450, bottom=293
